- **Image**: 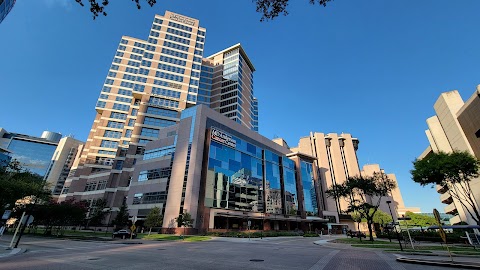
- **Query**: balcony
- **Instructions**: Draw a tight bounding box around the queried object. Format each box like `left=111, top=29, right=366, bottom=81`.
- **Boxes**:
left=436, top=184, right=448, bottom=194
left=440, top=192, right=453, bottom=204
left=444, top=203, right=458, bottom=215
left=450, top=215, right=462, bottom=225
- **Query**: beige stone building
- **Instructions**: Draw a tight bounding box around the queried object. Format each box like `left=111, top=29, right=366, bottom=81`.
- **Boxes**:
left=59, top=11, right=258, bottom=219
left=420, top=88, right=480, bottom=226
left=284, top=132, right=416, bottom=231
left=44, top=136, right=84, bottom=197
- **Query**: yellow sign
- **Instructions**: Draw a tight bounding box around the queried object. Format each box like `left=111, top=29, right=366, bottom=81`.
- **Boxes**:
left=433, top=209, right=447, bottom=243
left=130, top=225, right=136, bottom=232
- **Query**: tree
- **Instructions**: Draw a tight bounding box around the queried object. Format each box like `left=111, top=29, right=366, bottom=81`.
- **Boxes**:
left=371, top=209, right=392, bottom=226
left=144, top=207, right=163, bottom=235
left=0, top=160, right=50, bottom=213
left=34, top=199, right=88, bottom=236
left=326, top=173, right=396, bottom=241
left=87, top=199, right=108, bottom=227
left=399, top=212, right=436, bottom=228
left=411, top=151, right=480, bottom=225
left=176, top=211, right=194, bottom=237
left=74, top=0, right=333, bottom=21
left=112, top=202, right=129, bottom=229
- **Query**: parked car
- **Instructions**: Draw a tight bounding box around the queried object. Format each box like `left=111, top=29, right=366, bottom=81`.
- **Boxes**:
left=347, top=231, right=366, bottom=238
left=112, top=229, right=136, bottom=239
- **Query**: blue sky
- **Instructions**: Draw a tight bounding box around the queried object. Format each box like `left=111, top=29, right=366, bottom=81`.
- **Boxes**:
left=1, top=0, right=480, bottom=213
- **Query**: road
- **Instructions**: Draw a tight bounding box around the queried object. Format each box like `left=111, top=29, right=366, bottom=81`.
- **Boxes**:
left=0, top=236, right=463, bottom=270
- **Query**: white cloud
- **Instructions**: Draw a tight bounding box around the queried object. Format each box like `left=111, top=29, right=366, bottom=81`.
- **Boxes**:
left=44, top=0, right=73, bottom=11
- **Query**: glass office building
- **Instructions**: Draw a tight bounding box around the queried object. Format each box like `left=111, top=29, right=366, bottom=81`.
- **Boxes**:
left=121, top=105, right=326, bottom=233
left=0, top=128, right=60, bottom=176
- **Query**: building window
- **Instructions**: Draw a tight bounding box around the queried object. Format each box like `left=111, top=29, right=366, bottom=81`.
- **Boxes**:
left=100, top=140, right=118, bottom=149
left=138, top=167, right=172, bottom=181
left=143, top=117, right=176, bottom=127
left=104, top=130, right=121, bottom=139
left=110, top=112, right=127, bottom=120
left=140, top=128, right=159, bottom=138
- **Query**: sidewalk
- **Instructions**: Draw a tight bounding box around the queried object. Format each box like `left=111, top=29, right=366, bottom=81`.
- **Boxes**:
left=0, top=242, right=23, bottom=259
left=395, top=253, right=480, bottom=269
left=312, top=236, right=480, bottom=269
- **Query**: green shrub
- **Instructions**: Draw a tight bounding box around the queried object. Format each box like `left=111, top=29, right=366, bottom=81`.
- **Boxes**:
left=206, top=231, right=303, bottom=238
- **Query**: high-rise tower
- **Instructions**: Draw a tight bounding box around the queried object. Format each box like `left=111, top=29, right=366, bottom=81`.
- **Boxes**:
left=60, top=11, right=258, bottom=215
left=206, top=44, right=258, bottom=131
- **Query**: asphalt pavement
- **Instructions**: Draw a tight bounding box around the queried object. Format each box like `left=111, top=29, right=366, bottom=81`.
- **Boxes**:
left=0, top=235, right=473, bottom=270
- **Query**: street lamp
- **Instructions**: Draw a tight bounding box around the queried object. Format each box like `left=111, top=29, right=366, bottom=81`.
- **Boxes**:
left=386, top=200, right=403, bottom=251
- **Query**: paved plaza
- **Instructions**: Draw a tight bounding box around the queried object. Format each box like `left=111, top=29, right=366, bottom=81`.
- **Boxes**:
left=0, top=235, right=472, bottom=270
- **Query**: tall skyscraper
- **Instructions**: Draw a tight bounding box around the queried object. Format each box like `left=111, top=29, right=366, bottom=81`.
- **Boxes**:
left=60, top=11, right=258, bottom=214
left=206, top=44, right=257, bottom=131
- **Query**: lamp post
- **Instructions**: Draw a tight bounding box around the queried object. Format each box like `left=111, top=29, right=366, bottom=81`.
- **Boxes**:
left=386, top=200, right=403, bottom=251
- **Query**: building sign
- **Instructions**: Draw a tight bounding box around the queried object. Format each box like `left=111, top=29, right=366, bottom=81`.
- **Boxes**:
left=211, top=128, right=236, bottom=148
left=169, top=14, right=195, bottom=26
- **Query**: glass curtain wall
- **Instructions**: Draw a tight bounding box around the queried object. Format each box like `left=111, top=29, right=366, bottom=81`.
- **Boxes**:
left=282, top=157, right=298, bottom=216
left=264, top=150, right=282, bottom=214
left=205, top=138, right=264, bottom=212
left=300, top=160, right=318, bottom=216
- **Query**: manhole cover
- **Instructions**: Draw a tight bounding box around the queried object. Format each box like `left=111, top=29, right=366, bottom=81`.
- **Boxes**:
left=88, top=258, right=100, bottom=261
left=250, top=259, right=264, bottom=262
left=157, top=248, right=166, bottom=250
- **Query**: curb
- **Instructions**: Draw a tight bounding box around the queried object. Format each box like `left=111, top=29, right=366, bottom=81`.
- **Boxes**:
left=389, top=251, right=480, bottom=258
left=396, top=257, right=480, bottom=269
left=0, top=248, right=23, bottom=258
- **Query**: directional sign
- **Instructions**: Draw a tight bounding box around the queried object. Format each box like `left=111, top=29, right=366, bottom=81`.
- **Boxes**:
left=433, top=209, right=447, bottom=243
left=21, top=216, right=34, bottom=225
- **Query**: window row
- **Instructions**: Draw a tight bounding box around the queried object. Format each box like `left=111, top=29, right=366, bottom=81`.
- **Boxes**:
left=159, top=56, right=186, bottom=66
left=138, top=167, right=172, bottom=182
left=100, top=140, right=118, bottom=149
left=148, top=96, right=179, bottom=108
left=112, top=103, right=130, bottom=112
left=104, top=130, right=122, bottom=139
left=151, top=87, right=181, bottom=99
left=140, top=127, right=160, bottom=138
left=145, top=107, right=178, bottom=118
left=144, top=146, right=176, bottom=160
left=164, top=34, right=190, bottom=45
left=161, top=48, right=188, bottom=59
left=163, top=41, right=189, bottom=52
left=155, top=71, right=184, bottom=82
left=107, top=121, right=124, bottom=129
left=143, top=117, right=176, bottom=128
left=158, top=63, right=185, bottom=74
left=168, top=21, right=192, bottom=32
left=84, top=180, right=108, bottom=192
left=166, top=27, right=191, bottom=38
left=115, top=96, right=132, bottom=103
left=153, top=79, right=182, bottom=90
left=133, top=191, right=167, bottom=205
left=110, top=112, right=127, bottom=120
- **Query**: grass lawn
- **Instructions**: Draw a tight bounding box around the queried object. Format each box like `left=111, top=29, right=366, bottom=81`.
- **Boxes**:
left=333, top=238, right=396, bottom=245
left=333, top=238, right=480, bottom=254
left=137, top=234, right=211, bottom=242
left=20, top=228, right=110, bottom=238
